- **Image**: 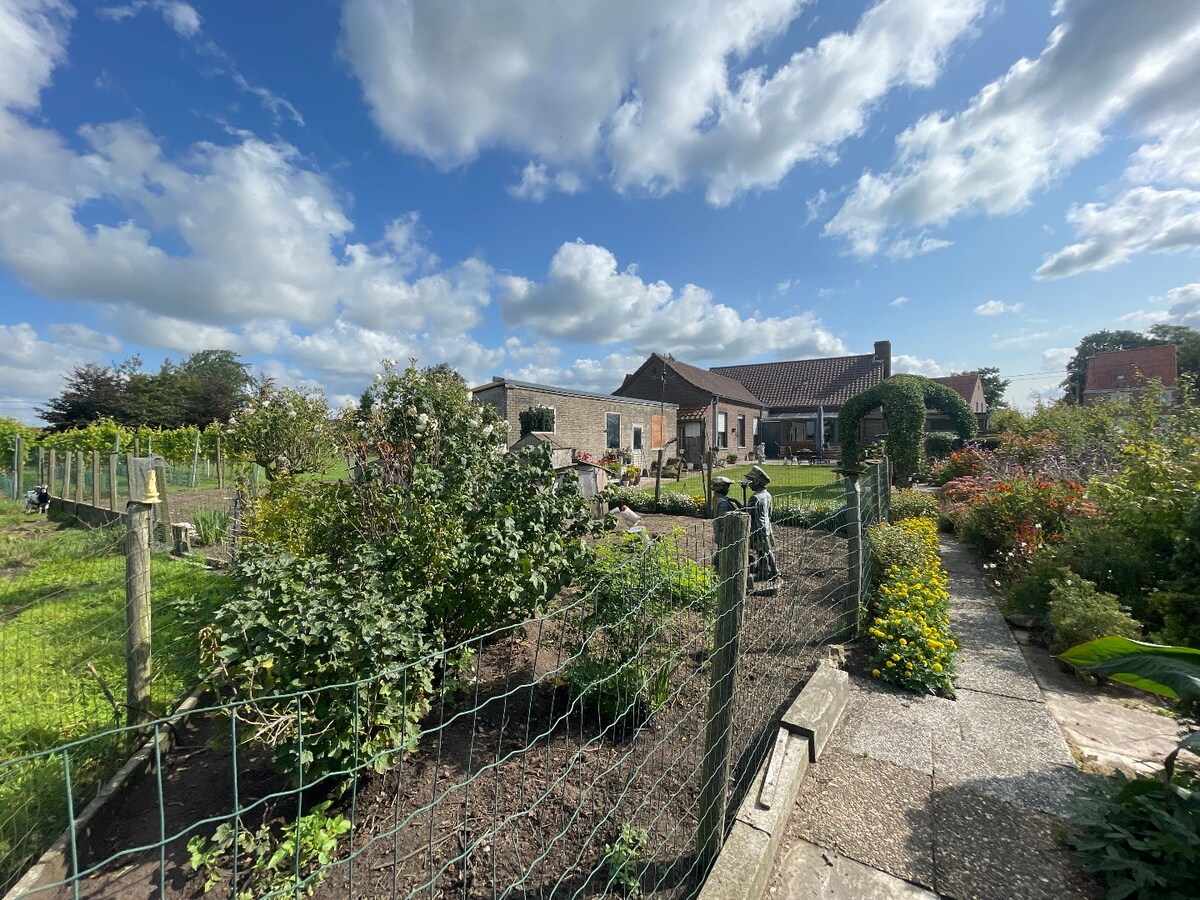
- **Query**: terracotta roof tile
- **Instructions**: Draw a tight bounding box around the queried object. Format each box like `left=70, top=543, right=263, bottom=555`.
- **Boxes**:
left=931, top=375, right=982, bottom=404
left=711, top=353, right=887, bottom=409
left=654, top=354, right=763, bottom=405
left=1083, top=345, right=1177, bottom=393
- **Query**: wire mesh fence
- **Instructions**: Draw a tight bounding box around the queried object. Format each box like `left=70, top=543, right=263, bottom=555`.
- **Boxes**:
left=1, top=460, right=889, bottom=900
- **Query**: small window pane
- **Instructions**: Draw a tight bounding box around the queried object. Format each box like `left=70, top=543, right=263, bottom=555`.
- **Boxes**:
left=606, top=413, right=621, bottom=449
left=632, top=424, right=643, bottom=450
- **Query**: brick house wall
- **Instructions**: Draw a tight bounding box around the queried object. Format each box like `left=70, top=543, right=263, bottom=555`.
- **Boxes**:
left=472, top=379, right=677, bottom=468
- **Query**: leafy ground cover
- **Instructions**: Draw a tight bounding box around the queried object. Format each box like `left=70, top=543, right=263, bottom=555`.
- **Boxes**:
left=0, top=501, right=228, bottom=893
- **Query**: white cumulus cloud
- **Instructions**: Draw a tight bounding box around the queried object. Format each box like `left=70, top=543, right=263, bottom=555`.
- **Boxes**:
left=340, top=0, right=985, bottom=205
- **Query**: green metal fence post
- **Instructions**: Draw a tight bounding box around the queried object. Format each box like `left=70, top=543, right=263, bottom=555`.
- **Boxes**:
left=844, top=473, right=863, bottom=637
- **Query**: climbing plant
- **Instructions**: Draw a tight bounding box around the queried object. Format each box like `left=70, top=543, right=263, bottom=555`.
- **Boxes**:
left=840, top=375, right=976, bottom=484
left=519, top=405, right=556, bottom=437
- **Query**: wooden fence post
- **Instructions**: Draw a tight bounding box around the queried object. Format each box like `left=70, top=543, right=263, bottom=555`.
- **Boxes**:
left=126, top=452, right=136, bottom=502
left=13, top=436, right=23, bottom=500
left=108, top=454, right=119, bottom=511
left=37, top=446, right=45, bottom=487
left=216, top=435, right=224, bottom=489
left=48, top=450, right=57, bottom=497
left=698, top=511, right=749, bottom=876
left=843, top=474, right=863, bottom=638
left=74, top=451, right=84, bottom=506
left=125, top=502, right=153, bottom=727
left=91, top=451, right=100, bottom=508
left=62, top=451, right=72, bottom=505
left=653, top=448, right=664, bottom=512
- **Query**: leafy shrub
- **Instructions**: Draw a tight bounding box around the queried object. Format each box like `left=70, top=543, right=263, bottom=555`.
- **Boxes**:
left=889, top=488, right=937, bottom=523
left=226, top=382, right=332, bottom=480
left=865, top=517, right=957, bottom=695
left=565, top=530, right=713, bottom=726
left=1152, top=592, right=1200, bottom=651
left=216, top=543, right=434, bottom=781
left=923, top=431, right=959, bottom=460
left=1047, top=577, right=1141, bottom=655
left=725, top=453, right=739, bottom=465
left=1002, top=553, right=1071, bottom=628
left=930, top=447, right=985, bottom=485
left=610, top=487, right=705, bottom=517
left=518, top=405, right=555, bottom=436
left=1067, top=768, right=1200, bottom=899
left=1049, top=520, right=1159, bottom=625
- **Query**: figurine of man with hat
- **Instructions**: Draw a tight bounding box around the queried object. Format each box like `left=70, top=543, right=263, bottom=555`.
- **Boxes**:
left=744, top=465, right=781, bottom=582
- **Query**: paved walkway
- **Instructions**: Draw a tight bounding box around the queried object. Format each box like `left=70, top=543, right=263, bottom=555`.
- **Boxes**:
left=768, top=540, right=1100, bottom=899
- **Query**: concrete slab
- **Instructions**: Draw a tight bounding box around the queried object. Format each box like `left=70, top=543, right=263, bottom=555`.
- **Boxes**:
left=704, top=820, right=773, bottom=900
left=952, top=644, right=1044, bottom=702
left=773, top=841, right=940, bottom=899
left=931, top=781, right=1100, bottom=900
left=788, top=751, right=935, bottom=887
left=931, top=689, right=1084, bottom=816
left=782, top=664, right=850, bottom=762
left=831, top=678, right=950, bottom=775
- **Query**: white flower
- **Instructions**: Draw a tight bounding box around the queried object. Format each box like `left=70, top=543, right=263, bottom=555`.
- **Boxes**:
left=482, top=424, right=493, bottom=437
left=406, top=406, right=418, bottom=417
left=373, top=373, right=382, bottom=383
left=417, top=413, right=429, bottom=425
left=1034, top=522, right=1042, bottom=529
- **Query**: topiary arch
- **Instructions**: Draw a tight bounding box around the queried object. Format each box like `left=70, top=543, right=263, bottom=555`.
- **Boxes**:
left=839, top=375, right=977, bottom=484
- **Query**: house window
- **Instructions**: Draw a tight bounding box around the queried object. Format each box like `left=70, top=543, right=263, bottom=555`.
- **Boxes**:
left=736, top=415, right=746, bottom=447
left=606, top=413, right=621, bottom=450
left=632, top=424, right=643, bottom=450
left=716, top=412, right=728, bottom=449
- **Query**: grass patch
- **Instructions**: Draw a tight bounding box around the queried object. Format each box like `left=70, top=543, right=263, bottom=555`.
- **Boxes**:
left=0, top=501, right=230, bottom=893
left=663, top=464, right=841, bottom=500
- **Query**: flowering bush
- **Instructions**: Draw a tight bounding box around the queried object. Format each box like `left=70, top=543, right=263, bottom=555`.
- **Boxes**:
left=1047, top=576, right=1141, bottom=655
left=930, top=447, right=984, bottom=485
left=226, top=382, right=332, bottom=480
left=952, top=474, right=1094, bottom=569
left=889, top=488, right=938, bottom=523
left=865, top=516, right=957, bottom=695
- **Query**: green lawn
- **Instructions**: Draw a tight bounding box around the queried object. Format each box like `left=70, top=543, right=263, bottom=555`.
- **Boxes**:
left=0, top=502, right=230, bottom=892
left=657, top=463, right=843, bottom=501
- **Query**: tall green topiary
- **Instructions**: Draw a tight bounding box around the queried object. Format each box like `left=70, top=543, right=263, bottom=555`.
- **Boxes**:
left=840, top=375, right=977, bottom=485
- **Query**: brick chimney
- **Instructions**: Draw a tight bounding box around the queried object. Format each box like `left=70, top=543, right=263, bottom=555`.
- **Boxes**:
left=874, top=340, right=892, bottom=379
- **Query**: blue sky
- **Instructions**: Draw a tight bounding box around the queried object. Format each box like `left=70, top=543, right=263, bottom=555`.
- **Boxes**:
left=2, top=0, right=1199, bottom=423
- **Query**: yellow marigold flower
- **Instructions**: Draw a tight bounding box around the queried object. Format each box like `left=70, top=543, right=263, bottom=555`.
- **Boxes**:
left=891, top=653, right=901, bottom=662
left=933, top=663, right=943, bottom=672
left=871, top=669, right=881, bottom=677
left=885, top=660, right=895, bottom=668
left=899, top=638, right=907, bottom=646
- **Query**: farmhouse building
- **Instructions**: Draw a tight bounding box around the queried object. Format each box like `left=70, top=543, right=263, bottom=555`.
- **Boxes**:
left=1081, top=345, right=1178, bottom=405
left=471, top=377, right=677, bottom=468
left=612, top=355, right=764, bottom=467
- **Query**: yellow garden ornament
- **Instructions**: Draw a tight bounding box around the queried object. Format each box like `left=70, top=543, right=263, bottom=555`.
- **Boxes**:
left=142, top=467, right=162, bottom=504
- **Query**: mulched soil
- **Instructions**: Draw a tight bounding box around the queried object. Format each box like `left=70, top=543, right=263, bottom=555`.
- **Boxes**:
left=45, top=516, right=850, bottom=900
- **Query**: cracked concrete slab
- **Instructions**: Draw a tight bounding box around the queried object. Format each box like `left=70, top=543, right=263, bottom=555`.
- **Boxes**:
left=773, top=841, right=940, bottom=899
left=828, top=678, right=949, bottom=775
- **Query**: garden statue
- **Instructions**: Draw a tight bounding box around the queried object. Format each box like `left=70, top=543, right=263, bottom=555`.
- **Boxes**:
left=711, top=475, right=739, bottom=518
left=744, top=466, right=780, bottom=583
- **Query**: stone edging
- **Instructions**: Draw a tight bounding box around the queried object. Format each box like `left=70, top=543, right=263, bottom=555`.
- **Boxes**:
left=698, top=661, right=850, bottom=900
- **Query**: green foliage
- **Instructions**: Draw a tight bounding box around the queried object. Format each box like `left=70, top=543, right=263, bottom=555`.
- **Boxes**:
left=0, top=418, right=39, bottom=475
left=1003, top=554, right=1071, bottom=629
left=187, top=800, right=351, bottom=898
left=518, top=405, right=555, bottom=437
left=1047, top=577, right=1141, bottom=655
left=1058, top=637, right=1200, bottom=702
left=840, top=375, right=976, bottom=485
left=565, top=530, right=712, bottom=726
left=191, top=508, right=230, bottom=547
left=889, top=488, right=937, bottom=523
left=865, top=516, right=957, bottom=695
left=1149, top=323, right=1200, bottom=381
left=38, top=351, right=251, bottom=431
left=954, top=475, right=1093, bottom=568
left=772, top=496, right=845, bottom=530
left=1067, top=767, right=1200, bottom=900
left=923, top=431, right=959, bottom=460
left=217, top=544, right=433, bottom=781
left=930, top=448, right=984, bottom=485
left=226, top=382, right=332, bottom=480
left=603, top=823, right=650, bottom=897
left=1060, top=635, right=1200, bottom=900
left=1153, top=593, right=1200, bottom=651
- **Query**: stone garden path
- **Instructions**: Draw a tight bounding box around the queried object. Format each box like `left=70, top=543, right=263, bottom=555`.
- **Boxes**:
left=767, top=540, right=1103, bottom=899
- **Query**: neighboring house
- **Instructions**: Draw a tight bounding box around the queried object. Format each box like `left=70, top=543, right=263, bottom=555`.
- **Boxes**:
left=929, top=374, right=989, bottom=433
left=711, top=341, right=891, bottom=459
left=1081, top=345, right=1178, bottom=406
left=471, top=377, right=677, bottom=468
left=613, top=354, right=764, bottom=467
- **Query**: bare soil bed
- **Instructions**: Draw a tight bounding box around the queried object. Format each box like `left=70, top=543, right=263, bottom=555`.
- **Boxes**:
left=44, top=517, right=849, bottom=900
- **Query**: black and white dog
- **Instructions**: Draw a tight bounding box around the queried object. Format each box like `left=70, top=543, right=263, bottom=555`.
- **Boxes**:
left=23, top=485, right=50, bottom=514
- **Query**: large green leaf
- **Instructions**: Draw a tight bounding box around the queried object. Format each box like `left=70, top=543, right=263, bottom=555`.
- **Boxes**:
left=1058, top=637, right=1200, bottom=700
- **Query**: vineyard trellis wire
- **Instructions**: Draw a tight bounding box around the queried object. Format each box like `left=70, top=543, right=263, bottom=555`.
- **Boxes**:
left=2, top=461, right=888, bottom=900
